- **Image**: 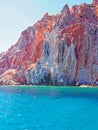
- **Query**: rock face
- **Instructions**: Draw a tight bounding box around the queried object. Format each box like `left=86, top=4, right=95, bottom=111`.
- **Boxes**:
left=93, top=0, right=98, bottom=4
left=0, top=1, right=98, bottom=86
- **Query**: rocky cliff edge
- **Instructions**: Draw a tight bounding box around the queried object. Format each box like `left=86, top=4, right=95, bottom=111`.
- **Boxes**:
left=0, top=0, right=98, bottom=86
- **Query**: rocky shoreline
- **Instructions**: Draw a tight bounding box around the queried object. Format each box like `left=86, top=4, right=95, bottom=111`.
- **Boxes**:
left=0, top=83, right=97, bottom=88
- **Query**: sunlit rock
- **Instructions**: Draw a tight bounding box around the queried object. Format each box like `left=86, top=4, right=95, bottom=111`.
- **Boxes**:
left=0, top=0, right=97, bottom=86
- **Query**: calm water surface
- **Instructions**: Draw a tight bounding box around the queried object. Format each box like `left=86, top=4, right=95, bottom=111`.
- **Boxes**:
left=0, top=86, right=98, bottom=130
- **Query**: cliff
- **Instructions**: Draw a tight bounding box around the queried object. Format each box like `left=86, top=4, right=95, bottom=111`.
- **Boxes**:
left=0, top=0, right=98, bottom=86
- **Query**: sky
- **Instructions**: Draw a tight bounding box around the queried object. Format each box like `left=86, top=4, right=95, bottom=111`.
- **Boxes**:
left=0, top=0, right=92, bottom=53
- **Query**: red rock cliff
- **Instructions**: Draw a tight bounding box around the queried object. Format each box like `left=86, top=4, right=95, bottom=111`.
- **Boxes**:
left=0, top=1, right=98, bottom=86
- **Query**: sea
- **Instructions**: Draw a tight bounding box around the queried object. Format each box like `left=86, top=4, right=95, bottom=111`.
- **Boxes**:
left=0, top=86, right=98, bottom=130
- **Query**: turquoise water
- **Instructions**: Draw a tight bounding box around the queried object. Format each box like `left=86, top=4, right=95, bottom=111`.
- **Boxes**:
left=0, top=86, right=98, bottom=130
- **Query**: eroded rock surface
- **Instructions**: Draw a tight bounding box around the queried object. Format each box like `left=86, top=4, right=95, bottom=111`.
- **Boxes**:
left=0, top=1, right=98, bottom=85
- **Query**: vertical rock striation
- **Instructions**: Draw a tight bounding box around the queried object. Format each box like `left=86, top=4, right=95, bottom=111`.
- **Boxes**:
left=0, top=1, right=98, bottom=86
